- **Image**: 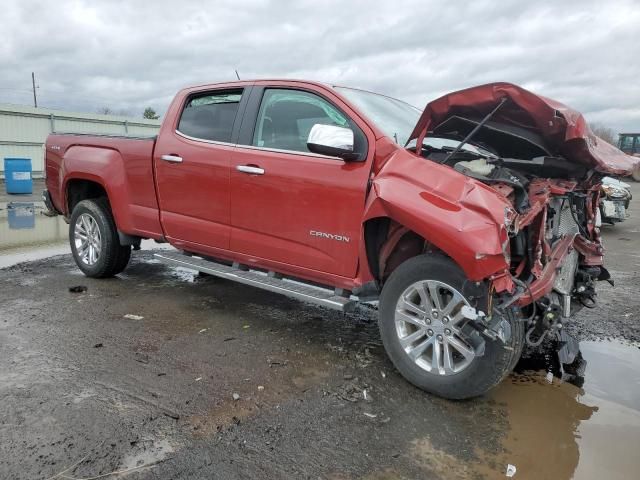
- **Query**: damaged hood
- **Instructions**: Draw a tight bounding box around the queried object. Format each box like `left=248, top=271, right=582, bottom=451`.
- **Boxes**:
left=408, top=82, right=638, bottom=176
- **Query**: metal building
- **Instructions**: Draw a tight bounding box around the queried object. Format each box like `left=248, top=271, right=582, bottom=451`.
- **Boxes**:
left=0, top=104, right=161, bottom=178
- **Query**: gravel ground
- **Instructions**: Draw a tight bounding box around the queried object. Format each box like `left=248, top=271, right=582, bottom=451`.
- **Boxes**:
left=0, top=181, right=638, bottom=479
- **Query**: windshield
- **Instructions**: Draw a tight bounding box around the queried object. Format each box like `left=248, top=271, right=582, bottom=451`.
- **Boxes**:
left=334, top=86, right=420, bottom=145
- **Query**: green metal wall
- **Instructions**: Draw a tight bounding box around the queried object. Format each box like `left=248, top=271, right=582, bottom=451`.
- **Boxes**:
left=0, top=104, right=161, bottom=177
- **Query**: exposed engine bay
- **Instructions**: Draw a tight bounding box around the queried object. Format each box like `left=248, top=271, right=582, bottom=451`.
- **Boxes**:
left=398, top=82, right=639, bottom=357
left=419, top=122, right=609, bottom=350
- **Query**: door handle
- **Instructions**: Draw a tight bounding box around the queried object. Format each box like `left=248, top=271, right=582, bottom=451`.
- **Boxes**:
left=161, top=154, right=183, bottom=163
left=236, top=165, right=265, bottom=175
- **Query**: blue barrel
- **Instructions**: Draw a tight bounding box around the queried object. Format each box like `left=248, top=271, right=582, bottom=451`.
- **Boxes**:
left=4, top=158, right=33, bottom=194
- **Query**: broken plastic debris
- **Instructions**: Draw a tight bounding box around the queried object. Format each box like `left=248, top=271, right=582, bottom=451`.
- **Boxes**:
left=380, top=371, right=386, bottom=379
left=195, top=377, right=202, bottom=382
left=232, top=393, right=240, bottom=401
left=124, top=314, right=144, bottom=320
left=257, top=385, right=265, bottom=391
left=198, top=328, right=208, bottom=334
left=363, top=389, right=368, bottom=401
left=545, top=371, right=554, bottom=384
left=461, top=305, right=486, bottom=321
left=506, top=464, right=516, bottom=477
left=363, top=412, right=377, bottom=418
left=242, top=325, right=250, bottom=329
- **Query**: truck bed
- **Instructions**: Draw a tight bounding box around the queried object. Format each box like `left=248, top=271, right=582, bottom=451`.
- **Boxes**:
left=45, top=133, right=164, bottom=240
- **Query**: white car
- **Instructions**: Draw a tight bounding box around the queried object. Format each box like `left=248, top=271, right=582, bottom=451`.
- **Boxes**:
left=600, top=177, right=632, bottom=224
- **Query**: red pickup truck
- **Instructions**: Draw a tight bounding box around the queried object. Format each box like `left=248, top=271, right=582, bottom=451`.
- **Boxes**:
left=44, top=80, right=637, bottom=399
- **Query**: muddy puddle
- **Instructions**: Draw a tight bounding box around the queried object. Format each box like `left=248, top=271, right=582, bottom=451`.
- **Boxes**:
left=0, top=201, right=69, bottom=267
left=0, top=201, right=169, bottom=267
left=468, top=339, right=640, bottom=479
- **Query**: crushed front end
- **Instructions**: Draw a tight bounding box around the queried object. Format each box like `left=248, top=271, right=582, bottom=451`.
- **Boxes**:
left=489, top=175, right=608, bottom=346
left=407, top=82, right=637, bottom=350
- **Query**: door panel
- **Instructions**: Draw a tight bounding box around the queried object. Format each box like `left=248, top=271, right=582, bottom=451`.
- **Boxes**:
left=154, top=137, right=234, bottom=249
left=230, top=87, right=372, bottom=278
left=154, top=88, right=247, bottom=250
left=230, top=147, right=370, bottom=277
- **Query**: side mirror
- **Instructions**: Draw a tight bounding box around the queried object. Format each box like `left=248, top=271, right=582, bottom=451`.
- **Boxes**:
left=307, top=124, right=358, bottom=160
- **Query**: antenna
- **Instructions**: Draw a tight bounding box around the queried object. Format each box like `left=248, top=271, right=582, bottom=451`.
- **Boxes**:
left=235, top=69, right=240, bottom=80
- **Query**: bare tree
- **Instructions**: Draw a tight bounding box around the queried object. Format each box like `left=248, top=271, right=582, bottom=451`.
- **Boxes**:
left=590, top=122, right=617, bottom=145
left=97, top=107, right=114, bottom=115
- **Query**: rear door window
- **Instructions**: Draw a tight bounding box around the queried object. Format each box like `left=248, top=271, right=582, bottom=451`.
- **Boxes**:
left=178, top=90, right=242, bottom=142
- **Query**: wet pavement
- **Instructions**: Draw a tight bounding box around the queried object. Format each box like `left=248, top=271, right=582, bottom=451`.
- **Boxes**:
left=0, top=179, right=67, bottom=268
left=0, top=180, right=639, bottom=479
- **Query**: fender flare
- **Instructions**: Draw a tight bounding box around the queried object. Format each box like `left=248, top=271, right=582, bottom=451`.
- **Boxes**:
left=61, top=145, right=132, bottom=232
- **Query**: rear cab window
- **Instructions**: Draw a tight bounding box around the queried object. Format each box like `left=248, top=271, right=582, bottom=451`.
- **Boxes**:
left=178, top=90, right=243, bottom=142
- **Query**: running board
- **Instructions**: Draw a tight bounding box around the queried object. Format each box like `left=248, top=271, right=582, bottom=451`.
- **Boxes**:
left=154, top=251, right=357, bottom=312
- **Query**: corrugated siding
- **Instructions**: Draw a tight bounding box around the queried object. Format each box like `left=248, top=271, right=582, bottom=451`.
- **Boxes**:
left=0, top=113, right=51, bottom=142
left=0, top=104, right=160, bottom=177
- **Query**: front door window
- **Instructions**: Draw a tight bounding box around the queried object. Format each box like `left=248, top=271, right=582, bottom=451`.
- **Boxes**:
left=252, top=89, right=350, bottom=153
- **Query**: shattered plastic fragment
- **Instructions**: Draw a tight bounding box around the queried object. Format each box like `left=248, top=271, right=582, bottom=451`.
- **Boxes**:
left=506, top=464, right=516, bottom=477
left=232, top=393, right=240, bottom=401
left=198, top=328, right=208, bottom=334
left=124, top=314, right=144, bottom=320
left=363, top=412, right=377, bottom=418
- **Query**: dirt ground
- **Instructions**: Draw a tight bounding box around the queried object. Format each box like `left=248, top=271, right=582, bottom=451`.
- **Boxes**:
left=1, top=180, right=639, bottom=479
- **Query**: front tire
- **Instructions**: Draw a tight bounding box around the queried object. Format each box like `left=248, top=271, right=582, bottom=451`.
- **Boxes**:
left=378, top=255, right=523, bottom=399
left=69, top=198, right=131, bottom=278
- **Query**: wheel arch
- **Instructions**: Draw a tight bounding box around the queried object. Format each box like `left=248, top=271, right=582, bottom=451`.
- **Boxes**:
left=66, top=178, right=109, bottom=215
left=61, top=146, right=132, bottom=233
left=364, top=216, right=448, bottom=286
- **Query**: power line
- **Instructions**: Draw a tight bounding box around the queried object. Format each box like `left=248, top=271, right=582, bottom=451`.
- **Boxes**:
left=0, top=87, right=33, bottom=92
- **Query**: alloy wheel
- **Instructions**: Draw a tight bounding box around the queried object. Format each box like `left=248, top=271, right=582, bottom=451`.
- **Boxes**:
left=394, top=280, right=481, bottom=376
left=74, top=213, right=102, bottom=266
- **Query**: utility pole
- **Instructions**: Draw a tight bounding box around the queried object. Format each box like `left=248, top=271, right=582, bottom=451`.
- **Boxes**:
left=31, top=72, right=38, bottom=108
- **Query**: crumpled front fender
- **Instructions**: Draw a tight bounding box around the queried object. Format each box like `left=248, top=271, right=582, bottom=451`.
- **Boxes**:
left=364, top=148, right=512, bottom=281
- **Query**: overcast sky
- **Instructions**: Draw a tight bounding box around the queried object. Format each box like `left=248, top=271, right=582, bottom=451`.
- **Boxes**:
left=1, top=0, right=638, bottom=132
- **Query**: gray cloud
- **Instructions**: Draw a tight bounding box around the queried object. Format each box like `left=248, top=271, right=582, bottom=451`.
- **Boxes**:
left=1, top=0, right=638, bottom=132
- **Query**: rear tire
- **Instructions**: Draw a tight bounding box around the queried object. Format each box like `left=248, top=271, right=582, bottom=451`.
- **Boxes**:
left=378, top=254, right=523, bottom=400
left=69, top=198, right=131, bottom=278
